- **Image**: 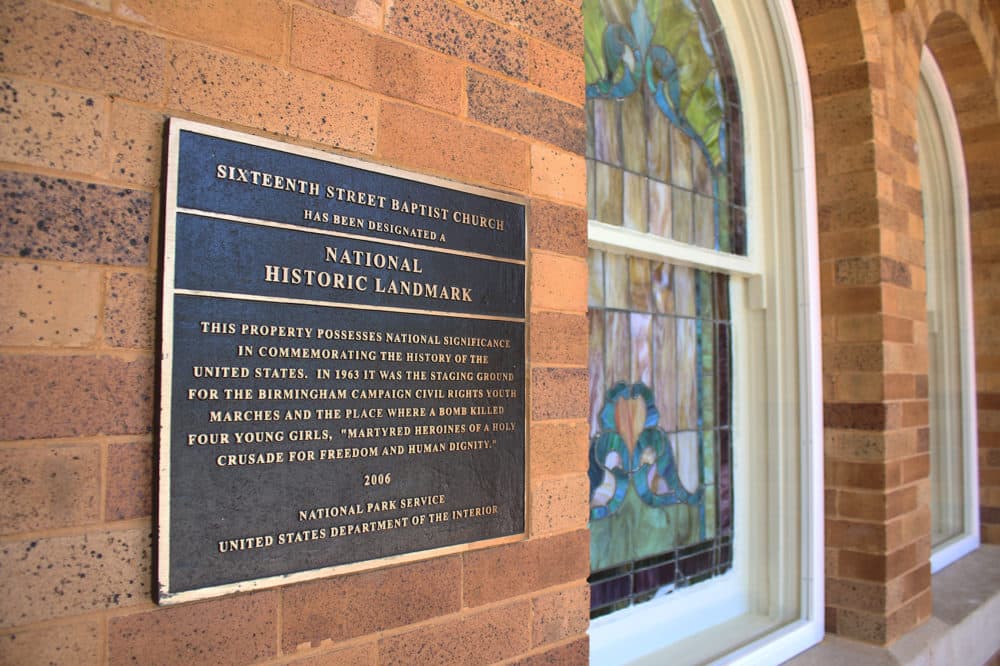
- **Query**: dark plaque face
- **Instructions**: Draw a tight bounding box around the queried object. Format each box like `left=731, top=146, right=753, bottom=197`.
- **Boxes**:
left=158, top=119, right=526, bottom=603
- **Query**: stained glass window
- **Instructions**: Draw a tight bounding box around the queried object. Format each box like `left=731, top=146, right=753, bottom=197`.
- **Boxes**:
left=584, top=0, right=744, bottom=253
left=585, top=0, right=742, bottom=618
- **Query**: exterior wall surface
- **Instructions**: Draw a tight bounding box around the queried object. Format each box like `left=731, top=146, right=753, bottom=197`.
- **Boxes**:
left=2, top=0, right=1000, bottom=662
left=0, top=0, right=591, bottom=663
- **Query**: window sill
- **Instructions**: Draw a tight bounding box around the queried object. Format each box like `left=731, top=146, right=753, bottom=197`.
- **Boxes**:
left=786, top=544, right=1000, bottom=665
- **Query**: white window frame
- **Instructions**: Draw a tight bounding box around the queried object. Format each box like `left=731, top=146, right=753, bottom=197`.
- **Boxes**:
left=918, top=47, right=981, bottom=574
left=586, top=1, right=823, bottom=663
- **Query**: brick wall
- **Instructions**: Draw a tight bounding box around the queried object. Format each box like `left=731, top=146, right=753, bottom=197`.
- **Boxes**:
left=0, top=0, right=590, bottom=663
left=795, top=0, right=1000, bottom=647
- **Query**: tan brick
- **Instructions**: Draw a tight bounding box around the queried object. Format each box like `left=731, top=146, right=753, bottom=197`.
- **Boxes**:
left=379, top=101, right=529, bottom=191
left=530, top=253, right=586, bottom=313
left=468, top=70, right=584, bottom=154
left=109, top=592, right=278, bottom=666
left=0, top=261, right=101, bottom=347
left=463, top=529, right=589, bottom=607
left=531, top=144, right=586, bottom=205
left=826, top=576, right=887, bottom=613
left=106, top=440, right=153, bottom=521
left=117, top=0, right=286, bottom=60
left=827, top=519, right=888, bottom=553
left=277, top=641, right=378, bottom=665
left=0, top=527, right=151, bottom=626
left=530, top=474, right=588, bottom=536
left=0, top=444, right=101, bottom=535
left=109, top=102, right=166, bottom=188
left=529, top=200, right=587, bottom=256
left=104, top=272, right=156, bottom=349
left=167, top=42, right=378, bottom=154
left=385, top=0, right=528, bottom=79
left=0, top=354, right=154, bottom=440
left=529, top=39, right=586, bottom=105
left=834, top=607, right=888, bottom=644
left=0, top=79, right=104, bottom=173
left=529, top=420, right=589, bottom=478
left=379, top=601, right=531, bottom=665
left=0, top=620, right=101, bottom=666
left=0, top=1, right=164, bottom=103
left=0, top=172, right=152, bottom=266
left=531, top=585, right=589, bottom=647
left=461, top=0, right=583, bottom=52
left=282, top=557, right=461, bottom=649
left=530, top=311, right=587, bottom=366
left=531, top=368, right=588, bottom=421
left=510, top=636, right=588, bottom=666
left=292, top=7, right=463, bottom=115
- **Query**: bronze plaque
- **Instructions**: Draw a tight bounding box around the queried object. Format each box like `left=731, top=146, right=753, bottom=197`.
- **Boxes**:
left=159, top=119, right=526, bottom=603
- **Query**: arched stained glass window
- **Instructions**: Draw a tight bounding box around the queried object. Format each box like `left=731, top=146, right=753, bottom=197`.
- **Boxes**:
left=585, top=0, right=743, bottom=618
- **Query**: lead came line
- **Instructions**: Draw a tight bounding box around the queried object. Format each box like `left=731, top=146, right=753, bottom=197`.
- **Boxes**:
left=176, top=207, right=527, bottom=266
left=173, top=288, right=527, bottom=323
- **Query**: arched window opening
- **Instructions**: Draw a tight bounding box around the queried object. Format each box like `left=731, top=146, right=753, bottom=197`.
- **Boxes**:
left=918, top=47, right=980, bottom=572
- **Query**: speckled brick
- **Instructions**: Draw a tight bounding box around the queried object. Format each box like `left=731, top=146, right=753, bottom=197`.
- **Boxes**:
left=0, top=79, right=104, bottom=173
left=529, top=420, right=589, bottom=478
left=0, top=354, right=154, bottom=440
left=385, top=0, right=528, bottom=79
left=510, top=636, right=588, bottom=666
left=379, top=601, right=531, bottom=666
left=116, top=0, right=286, bottom=60
left=0, top=1, right=164, bottom=103
left=0, top=261, right=101, bottom=347
left=292, top=7, right=463, bottom=115
left=0, top=444, right=101, bottom=535
left=530, top=474, right=589, bottom=536
left=0, top=528, right=151, bottom=626
left=108, top=592, right=278, bottom=666
left=167, top=42, right=378, bottom=154
left=531, top=367, right=588, bottom=420
left=530, top=253, right=587, bottom=313
left=0, top=172, right=152, bottom=266
left=281, top=556, right=461, bottom=650
left=302, top=0, right=383, bottom=27
left=463, top=529, right=589, bottom=606
left=105, top=440, right=153, bottom=521
left=105, top=272, right=156, bottom=349
left=528, top=200, right=587, bottom=256
left=0, top=620, right=101, bottom=666
left=531, top=585, right=589, bottom=647
left=530, top=311, right=587, bottom=366
left=110, top=102, right=166, bottom=188
left=379, top=101, right=529, bottom=192
left=531, top=144, right=586, bottom=205
left=275, top=642, right=378, bottom=665
left=529, top=39, right=585, bottom=105
left=463, top=0, right=582, bottom=52
left=467, top=70, right=584, bottom=154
